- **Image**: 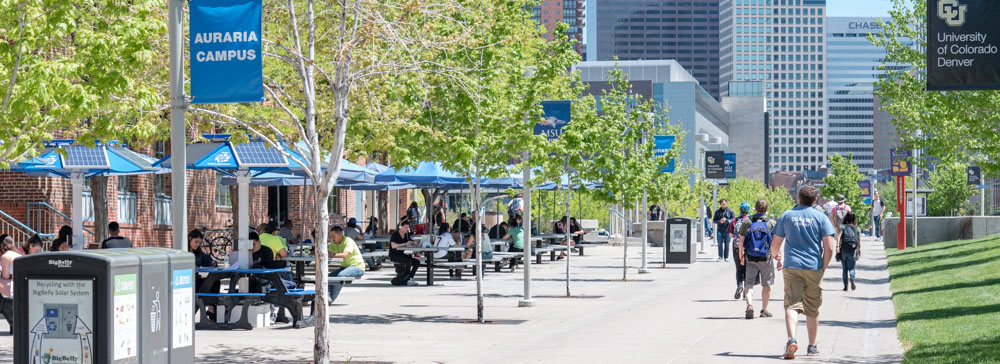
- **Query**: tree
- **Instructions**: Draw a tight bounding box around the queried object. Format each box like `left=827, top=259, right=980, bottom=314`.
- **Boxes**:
left=872, top=0, right=1000, bottom=176
left=0, top=0, right=166, bottom=168
left=719, top=177, right=794, bottom=218
left=188, top=1, right=508, bottom=361
left=927, top=161, right=976, bottom=216
left=822, top=154, right=870, bottom=228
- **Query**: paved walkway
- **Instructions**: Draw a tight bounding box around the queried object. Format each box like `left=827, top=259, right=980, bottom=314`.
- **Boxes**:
left=0, top=236, right=903, bottom=363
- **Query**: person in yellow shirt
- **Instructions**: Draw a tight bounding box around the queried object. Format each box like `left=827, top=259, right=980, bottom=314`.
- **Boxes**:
left=327, top=226, right=365, bottom=302
left=258, top=222, right=289, bottom=260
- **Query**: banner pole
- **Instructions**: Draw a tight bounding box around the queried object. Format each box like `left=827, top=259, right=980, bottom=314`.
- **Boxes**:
left=169, top=0, right=187, bottom=251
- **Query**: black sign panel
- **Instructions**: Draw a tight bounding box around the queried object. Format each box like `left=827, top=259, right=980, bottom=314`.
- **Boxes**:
left=705, top=151, right=725, bottom=179
left=927, top=0, right=1000, bottom=90
left=967, top=166, right=982, bottom=185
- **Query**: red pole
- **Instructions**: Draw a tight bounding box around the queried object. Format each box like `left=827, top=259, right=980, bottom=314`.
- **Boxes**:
left=896, top=176, right=907, bottom=250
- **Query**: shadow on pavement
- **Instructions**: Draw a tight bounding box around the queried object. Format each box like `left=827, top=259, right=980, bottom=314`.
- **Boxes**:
left=329, top=313, right=527, bottom=325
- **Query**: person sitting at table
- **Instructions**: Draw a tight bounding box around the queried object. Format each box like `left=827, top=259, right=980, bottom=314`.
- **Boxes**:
left=569, top=217, right=585, bottom=245
left=389, top=221, right=420, bottom=286
left=188, top=229, right=220, bottom=321
left=344, top=218, right=362, bottom=240
left=427, top=223, right=457, bottom=260
left=101, top=221, right=133, bottom=249
left=327, top=226, right=365, bottom=303
left=463, top=226, right=494, bottom=261
left=453, top=213, right=472, bottom=235
left=50, top=225, right=72, bottom=251
left=488, top=222, right=508, bottom=241
left=364, top=216, right=380, bottom=238
left=0, top=235, right=21, bottom=298
left=503, top=215, right=525, bottom=272
left=249, top=232, right=275, bottom=268
left=20, top=234, right=43, bottom=255
left=259, top=222, right=289, bottom=260
left=278, top=219, right=298, bottom=245
left=554, top=216, right=568, bottom=235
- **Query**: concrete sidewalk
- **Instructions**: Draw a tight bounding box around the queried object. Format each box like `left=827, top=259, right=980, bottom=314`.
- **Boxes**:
left=0, top=237, right=903, bottom=363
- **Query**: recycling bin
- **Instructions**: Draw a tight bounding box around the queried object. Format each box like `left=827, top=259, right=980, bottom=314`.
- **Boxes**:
left=14, top=248, right=195, bottom=364
left=666, top=218, right=696, bottom=264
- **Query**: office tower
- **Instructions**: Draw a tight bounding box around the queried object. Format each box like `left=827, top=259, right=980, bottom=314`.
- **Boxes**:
left=584, top=0, right=721, bottom=99
left=720, top=0, right=827, bottom=173
left=531, top=1, right=585, bottom=56
left=826, top=17, right=891, bottom=175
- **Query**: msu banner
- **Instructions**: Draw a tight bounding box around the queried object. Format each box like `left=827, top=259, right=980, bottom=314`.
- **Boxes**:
left=190, top=0, right=265, bottom=104
left=653, top=135, right=676, bottom=173
left=927, top=0, right=1000, bottom=90
left=535, top=101, right=571, bottom=140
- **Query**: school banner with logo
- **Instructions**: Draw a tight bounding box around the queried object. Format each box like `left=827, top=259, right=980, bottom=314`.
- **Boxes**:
left=966, top=165, right=982, bottom=185
left=890, top=149, right=911, bottom=176
left=535, top=100, right=571, bottom=140
left=705, top=151, right=725, bottom=179
left=653, top=135, right=676, bottom=173
left=859, top=180, right=872, bottom=205
left=190, top=0, right=265, bottom=104
left=724, top=153, right=736, bottom=179
left=927, top=0, right=1000, bottom=90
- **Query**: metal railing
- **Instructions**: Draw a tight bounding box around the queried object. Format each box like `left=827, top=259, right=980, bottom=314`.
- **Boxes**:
left=155, top=197, right=172, bottom=225
left=26, top=202, right=94, bottom=241
left=0, top=208, right=52, bottom=242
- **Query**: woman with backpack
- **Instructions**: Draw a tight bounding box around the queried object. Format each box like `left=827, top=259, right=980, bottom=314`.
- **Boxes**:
left=837, top=212, right=861, bottom=291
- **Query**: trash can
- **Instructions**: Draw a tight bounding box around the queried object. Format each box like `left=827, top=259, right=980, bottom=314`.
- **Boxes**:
left=666, top=218, right=696, bottom=264
left=14, top=248, right=195, bottom=364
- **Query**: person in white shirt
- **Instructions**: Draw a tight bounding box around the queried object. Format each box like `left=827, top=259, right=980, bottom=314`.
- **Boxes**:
left=425, top=223, right=458, bottom=259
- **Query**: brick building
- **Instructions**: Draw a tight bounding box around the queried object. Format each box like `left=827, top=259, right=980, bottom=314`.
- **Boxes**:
left=0, top=143, right=411, bottom=248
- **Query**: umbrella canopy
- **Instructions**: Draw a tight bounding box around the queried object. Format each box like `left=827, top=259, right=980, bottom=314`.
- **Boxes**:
left=218, top=158, right=377, bottom=187
left=375, top=161, right=466, bottom=186
left=7, top=141, right=164, bottom=249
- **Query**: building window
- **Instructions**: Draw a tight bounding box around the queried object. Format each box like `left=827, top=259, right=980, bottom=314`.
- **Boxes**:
left=216, top=173, right=232, bottom=207
left=117, top=176, right=137, bottom=223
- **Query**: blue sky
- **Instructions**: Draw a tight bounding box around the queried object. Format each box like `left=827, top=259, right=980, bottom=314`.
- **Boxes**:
left=826, top=0, right=894, bottom=17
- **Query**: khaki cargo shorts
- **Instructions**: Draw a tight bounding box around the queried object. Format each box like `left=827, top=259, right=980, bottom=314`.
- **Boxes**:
left=783, top=268, right=825, bottom=317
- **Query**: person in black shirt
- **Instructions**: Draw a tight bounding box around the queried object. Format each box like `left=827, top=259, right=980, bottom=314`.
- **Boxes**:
left=249, top=232, right=274, bottom=268
left=389, top=221, right=419, bottom=285
left=488, top=222, right=508, bottom=241
left=101, top=221, right=133, bottom=249
left=649, top=204, right=664, bottom=221
left=188, top=229, right=220, bottom=321
left=452, top=213, right=471, bottom=235
left=713, top=199, right=735, bottom=262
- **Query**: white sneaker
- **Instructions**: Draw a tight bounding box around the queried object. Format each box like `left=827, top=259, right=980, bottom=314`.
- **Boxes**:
left=407, top=279, right=418, bottom=286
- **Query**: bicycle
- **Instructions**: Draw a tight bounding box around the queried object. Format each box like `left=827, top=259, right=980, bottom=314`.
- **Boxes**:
left=199, top=220, right=240, bottom=263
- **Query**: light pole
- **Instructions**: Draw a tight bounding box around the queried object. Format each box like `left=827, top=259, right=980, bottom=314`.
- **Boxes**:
left=870, top=169, right=878, bottom=240
left=639, top=113, right=652, bottom=274
left=694, top=133, right=720, bottom=254
left=912, top=130, right=921, bottom=248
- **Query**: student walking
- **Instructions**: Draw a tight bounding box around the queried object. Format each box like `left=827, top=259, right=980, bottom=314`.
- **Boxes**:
left=713, top=199, right=735, bottom=261
left=837, top=212, right=861, bottom=291
left=871, top=191, right=886, bottom=240
left=729, top=202, right=751, bottom=299
left=771, top=186, right=837, bottom=359
left=738, top=199, right=777, bottom=319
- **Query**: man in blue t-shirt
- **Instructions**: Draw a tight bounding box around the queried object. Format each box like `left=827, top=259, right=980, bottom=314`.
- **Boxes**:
left=770, top=185, right=836, bottom=360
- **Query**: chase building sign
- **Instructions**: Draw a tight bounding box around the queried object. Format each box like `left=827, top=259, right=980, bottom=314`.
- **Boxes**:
left=927, top=0, right=1000, bottom=90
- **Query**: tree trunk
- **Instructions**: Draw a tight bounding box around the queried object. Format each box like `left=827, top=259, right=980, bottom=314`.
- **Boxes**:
left=312, top=183, right=332, bottom=363
left=378, top=190, right=388, bottom=233
left=229, top=185, right=239, bottom=239
left=91, top=176, right=109, bottom=246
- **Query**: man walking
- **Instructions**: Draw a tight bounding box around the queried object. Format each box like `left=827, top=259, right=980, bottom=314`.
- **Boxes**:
left=713, top=199, right=734, bottom=262
left=771, top=186, right=836, bottom=359
left=729, top=202, right=751, bottom=299
left=738, top=199, right=777, bottom=319
left=871, top=191, right=886, bottom=240
left=829, top=195, right=851, bottom=232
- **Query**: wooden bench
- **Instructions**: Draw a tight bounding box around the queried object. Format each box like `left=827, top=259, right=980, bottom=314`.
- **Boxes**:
left=195, top=292, right=266, bottom=330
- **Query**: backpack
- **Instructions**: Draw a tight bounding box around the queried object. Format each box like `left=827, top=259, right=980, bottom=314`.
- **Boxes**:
left=834, top=204, right=849, bottom=223
left=744, top=217, right=772, bottom=260
left=840, top=225, right=860, bottom=251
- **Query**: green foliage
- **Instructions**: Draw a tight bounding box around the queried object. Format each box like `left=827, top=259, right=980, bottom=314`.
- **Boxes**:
left=719, top=177, right=794, bottom=218
left=927, top=161, right=977, bottom=216
left=886, top=235, right=1000, bottom=364
left=529, top=190, right=610, bottom=232
left=0, top=0, right=167, bottom=166
left=873, top=0, right=1000, bottom=176
left=565, top=68, right=686, bottom=207
left=822, top=154, right=870, bottom=227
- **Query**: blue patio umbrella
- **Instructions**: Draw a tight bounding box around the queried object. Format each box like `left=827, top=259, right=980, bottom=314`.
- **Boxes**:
left=7, top=140, right=164, bottom=248
left=374, top=161, right=467, bottom=186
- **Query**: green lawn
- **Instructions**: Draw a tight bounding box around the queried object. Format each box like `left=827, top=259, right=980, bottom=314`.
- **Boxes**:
left=886, top=235, right=1000, bottom=364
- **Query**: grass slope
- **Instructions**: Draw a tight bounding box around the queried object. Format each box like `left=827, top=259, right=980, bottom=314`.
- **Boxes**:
left=886, top=235, right=1000, bottom=364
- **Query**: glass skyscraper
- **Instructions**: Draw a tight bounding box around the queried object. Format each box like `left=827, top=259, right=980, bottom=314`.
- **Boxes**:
left=584, top=0, right=721, bottom=99
left=720, top=0, right=826, bottom=173
left=825, top=17, right=893, bottom=174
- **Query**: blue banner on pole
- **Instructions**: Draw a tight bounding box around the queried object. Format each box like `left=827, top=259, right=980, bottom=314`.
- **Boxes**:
left=535, top=101, right=571, bottom=140
left=724, top=153, right=736, bottom=179
left=890, top=149, right=911, bottom=177
left=653, top=135, right=676, bottom=173
left=190, top=0, right=265, bottom=104
left=859, top=180, right=872, bottom=204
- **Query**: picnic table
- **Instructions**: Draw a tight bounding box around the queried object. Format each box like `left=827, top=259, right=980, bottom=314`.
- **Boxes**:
left=401, top=246, right=467, bottom=285
left=195, top=267, right=315, bottom=330
left=284, top=255, right=344, bottom=286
